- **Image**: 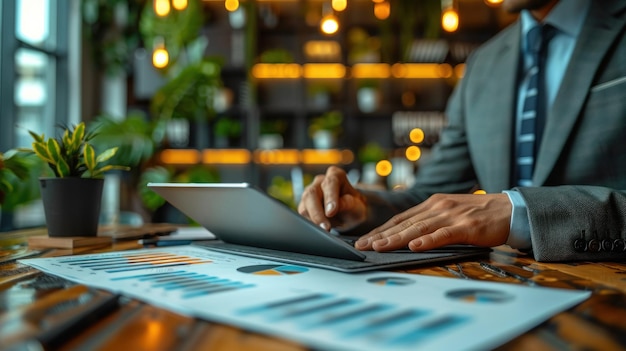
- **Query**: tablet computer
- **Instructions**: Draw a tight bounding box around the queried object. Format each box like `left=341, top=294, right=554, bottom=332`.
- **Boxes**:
left=148, top=183, right=489, bottom=272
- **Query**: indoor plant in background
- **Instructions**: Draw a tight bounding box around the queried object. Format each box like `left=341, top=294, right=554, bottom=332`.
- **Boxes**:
left=213, top=115, right=243, bottom=148
left=0, top=149, right=46, bottom=235
left=308, top=110, right=343, bottom=149
left=26, top=122, right=129, bottom=237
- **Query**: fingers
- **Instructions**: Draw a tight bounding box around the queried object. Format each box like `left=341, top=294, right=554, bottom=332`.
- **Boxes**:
left=356, top=219, right=467, bottom=252
left=320, top=166, right=358, bottom=217
left=355, top=215, right=439, bottom=251
left=355, top=193, right=511, bottom=252
left=298, top=166, right=355, bottom=231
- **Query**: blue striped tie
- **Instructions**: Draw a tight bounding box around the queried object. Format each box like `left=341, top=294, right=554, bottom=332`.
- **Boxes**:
left=516, top=24, right=554, bottom=187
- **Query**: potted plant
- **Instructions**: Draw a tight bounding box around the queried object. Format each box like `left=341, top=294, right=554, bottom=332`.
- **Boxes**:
left=308, top=110, right=343, bottom=149
left=259, top=119, right=287, bottom=149
left=356, top=79, right=381, bottom=113
left=213, top=116, right=243, bottom=148
left=26, top=122, right=129, bottom=237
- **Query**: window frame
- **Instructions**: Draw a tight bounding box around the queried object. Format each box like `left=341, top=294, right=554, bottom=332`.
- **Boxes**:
left=0, top=0, right=80, bottom=230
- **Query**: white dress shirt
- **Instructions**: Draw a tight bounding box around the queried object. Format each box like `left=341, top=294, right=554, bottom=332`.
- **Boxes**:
left=504, top=0, right=590, bottom=249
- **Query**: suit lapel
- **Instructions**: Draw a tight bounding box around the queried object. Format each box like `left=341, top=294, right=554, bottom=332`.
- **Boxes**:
left=533, top=1, right=626, bottom=185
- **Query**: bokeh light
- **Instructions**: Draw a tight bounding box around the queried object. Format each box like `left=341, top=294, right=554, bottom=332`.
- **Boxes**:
left=321, top=14, right=340, bottom=35
left=405, top=146, right=421, bottom=162
left=442, top=9, right=459, bottom=32
left=409, top=128, right=425, bottom=144
left=375, top=160, right=392, bottom=176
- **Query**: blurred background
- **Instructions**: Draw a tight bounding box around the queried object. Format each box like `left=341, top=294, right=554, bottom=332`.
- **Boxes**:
left=0, top=0, right=516, bottom=231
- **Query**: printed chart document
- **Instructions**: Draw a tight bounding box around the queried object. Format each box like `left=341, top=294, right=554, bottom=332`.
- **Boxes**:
left=21, top=246, right=590, bottom=351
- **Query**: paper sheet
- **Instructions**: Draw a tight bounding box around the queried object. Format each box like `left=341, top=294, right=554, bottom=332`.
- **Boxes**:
left=21, top=246, right=590, bottom=351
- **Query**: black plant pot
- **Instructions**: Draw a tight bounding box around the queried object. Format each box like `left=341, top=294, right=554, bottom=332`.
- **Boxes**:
left=39, top=177, right=104, bottom=237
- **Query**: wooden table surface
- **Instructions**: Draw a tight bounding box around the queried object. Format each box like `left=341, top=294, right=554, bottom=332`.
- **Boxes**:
left=1, top=225, right=625, bottom=351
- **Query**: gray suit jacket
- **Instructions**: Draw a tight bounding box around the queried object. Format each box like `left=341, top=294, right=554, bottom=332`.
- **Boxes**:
left=357, top=0, right=626, bottom=261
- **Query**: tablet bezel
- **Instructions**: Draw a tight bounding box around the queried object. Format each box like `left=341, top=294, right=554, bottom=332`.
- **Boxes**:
left=147, top=182, right=367, bottom=261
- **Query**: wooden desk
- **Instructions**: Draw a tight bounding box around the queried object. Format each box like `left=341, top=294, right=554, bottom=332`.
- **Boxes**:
left=1, top=227, right=626, bottom=351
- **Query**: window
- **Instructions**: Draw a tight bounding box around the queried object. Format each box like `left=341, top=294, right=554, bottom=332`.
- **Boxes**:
left=0, top=0, right=80, bottom=230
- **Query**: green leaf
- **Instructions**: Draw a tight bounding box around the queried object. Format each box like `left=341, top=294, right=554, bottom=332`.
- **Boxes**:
left=32, top=142, right=55, bottom=164
left=71, top=122, right=86, bottom=152
left=56, top=157, right=71, bottom=177
left=92, top=164, right=129, bottom=176
left=84, top=143, right=97, bottom=171
left=28, top=131, right=45, bottom=143
left=47, top=139, right=62, bottom=163
left=95, top=147, right=118, bottom=164
left=1, top=177, right=14, bottom=193
left=63, top=129, right=72, bottom=150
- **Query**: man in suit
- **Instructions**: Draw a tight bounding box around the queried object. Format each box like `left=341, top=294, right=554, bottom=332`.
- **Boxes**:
left=297, top=0, right=626, bottom=261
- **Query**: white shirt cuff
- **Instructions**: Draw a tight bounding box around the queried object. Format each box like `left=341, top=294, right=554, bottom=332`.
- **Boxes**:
left=502, top=190, right=532, bottom=249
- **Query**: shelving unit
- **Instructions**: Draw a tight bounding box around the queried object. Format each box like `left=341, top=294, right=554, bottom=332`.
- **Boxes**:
left=150, top=0, right=502, bottom=192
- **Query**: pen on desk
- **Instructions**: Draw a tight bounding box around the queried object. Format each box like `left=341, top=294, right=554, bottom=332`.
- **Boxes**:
left=479, top=262, right=537, bottom=286
left=139, top=239, right=193, bottom=247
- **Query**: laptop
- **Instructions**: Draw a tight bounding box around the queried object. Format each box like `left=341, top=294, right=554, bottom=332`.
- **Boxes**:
left=148, top=183, right=490, bottom=272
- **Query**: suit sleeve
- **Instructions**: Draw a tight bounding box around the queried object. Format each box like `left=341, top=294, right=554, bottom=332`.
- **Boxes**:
left=517, top=186, right=626, bottom=261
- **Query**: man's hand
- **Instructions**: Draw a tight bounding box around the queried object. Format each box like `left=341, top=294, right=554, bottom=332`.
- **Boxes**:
left=355, top=193, right=512, bottom=252
left=298, top=166, right=367, bottom=231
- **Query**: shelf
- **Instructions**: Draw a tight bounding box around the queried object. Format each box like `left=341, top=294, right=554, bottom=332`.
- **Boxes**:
left=251, top=63, right=461, bottom=79
left=158, top=148, right=354, bottom=166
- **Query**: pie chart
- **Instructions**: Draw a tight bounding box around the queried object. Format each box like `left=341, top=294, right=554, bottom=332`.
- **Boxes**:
left=237, top=264, right=309, bottom=275
left=445, top=289, right=514, bottom=304
left=367, top=276, right=415, bottom=286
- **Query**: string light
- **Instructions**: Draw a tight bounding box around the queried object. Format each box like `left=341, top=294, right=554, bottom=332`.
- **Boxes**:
left=225, top=0, right=239, bottom=12
left=484, top=0, right=503, bottom=6
left=152, top=38, right=169, bottom=69
left=172, top=0, right=188, bottom=11
left=320, top=13, right=339, bottom=35
left=442, top=8, right=459, bottom=32
left=441, top=0, right=458, bottom=32
left=153, top=0, right=170, bottom=17
left=332, top=0, right=347, bottom=12
left=374, top=1, right=390, bottom=20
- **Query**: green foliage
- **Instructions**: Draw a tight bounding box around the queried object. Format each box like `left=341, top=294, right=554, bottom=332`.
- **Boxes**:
left=138, top=166, right=172, bottom=211
left=214, top=116, right=243, bottom=138
left=258, top=49, right=294, bottom=63
left=260, top=119, right=288, bottom=135
left=27, top=122, right=130, bottom=179
left=267, top=176, right=295, bottom=209
left=81, top=0, right=143, bottom=76
left=139, top=0, right=205, bottom=73
left=267, top=174, right=313, bottom=210
left=358, top=142, right=387, bottom=164
left=89, top=112, right=162, bottom=168
left=150, top=58, right=224, bottom=122
left=0, top=150, right=48, bottom=209
left=308, top=110, right=343, bottom=137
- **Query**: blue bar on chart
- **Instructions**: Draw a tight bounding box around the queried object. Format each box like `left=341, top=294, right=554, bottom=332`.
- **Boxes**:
left=111, top=270, right=255, bottom=299
left=235, top=293, right=470, bottom=348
